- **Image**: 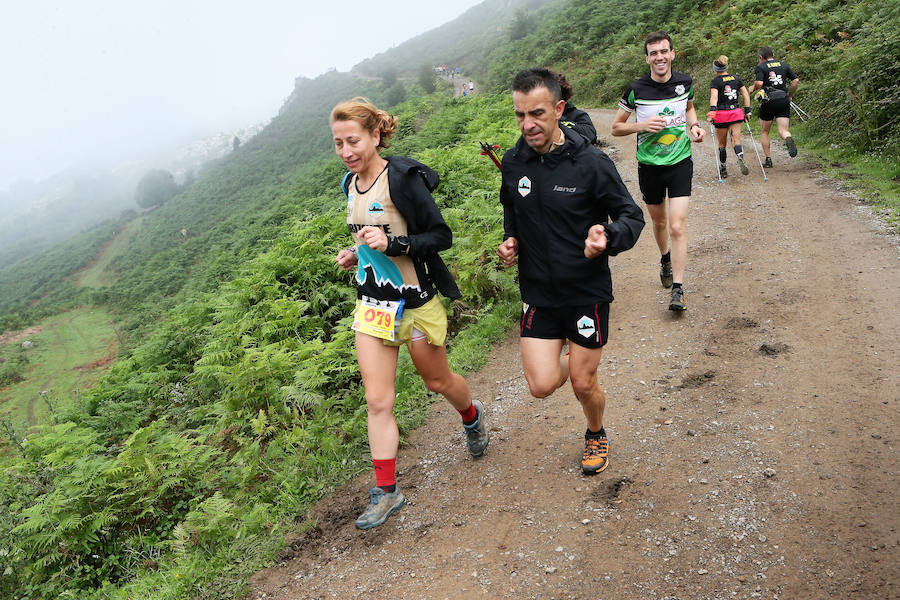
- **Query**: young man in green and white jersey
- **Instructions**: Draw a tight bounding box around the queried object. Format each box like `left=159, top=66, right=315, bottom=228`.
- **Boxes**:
left=612, top=31, right=705, bottom=312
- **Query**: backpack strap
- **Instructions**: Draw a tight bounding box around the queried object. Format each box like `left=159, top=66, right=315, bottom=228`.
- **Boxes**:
left=341, top=171, right=353, bottom=197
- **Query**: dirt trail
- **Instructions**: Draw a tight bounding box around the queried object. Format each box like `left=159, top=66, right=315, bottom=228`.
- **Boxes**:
left=250, top=110, right=899, bottom=600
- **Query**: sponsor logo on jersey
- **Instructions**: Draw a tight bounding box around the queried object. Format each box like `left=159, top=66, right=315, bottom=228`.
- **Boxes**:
left=654, top=133, right=680, bottom=146
left=368, top=202, right=384, bottom=216
left=577, top=316, right=596, bottom=338
left=518, top=176, right=532, bottom=197
left=659, top=106, right=675, bottom=117
left=553, top=185, right=577, bottom=193
left=675, top=84, right=685, bottom=95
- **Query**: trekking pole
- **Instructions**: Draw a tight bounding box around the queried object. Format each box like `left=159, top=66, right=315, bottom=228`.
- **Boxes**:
left=790, top=100, right=810, bottom=122
left=744, top=119, right=768, bottom=182
left=479, top=141, right=502, bottom=171
left=708, top=122, right=723, bottom=184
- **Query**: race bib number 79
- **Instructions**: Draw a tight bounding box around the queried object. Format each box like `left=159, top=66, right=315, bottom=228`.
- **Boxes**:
left=352, top=296, right=405, bottom=341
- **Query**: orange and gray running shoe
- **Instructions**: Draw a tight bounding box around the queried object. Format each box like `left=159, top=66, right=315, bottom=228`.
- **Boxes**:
left=581, top=436, right=610, bottom=475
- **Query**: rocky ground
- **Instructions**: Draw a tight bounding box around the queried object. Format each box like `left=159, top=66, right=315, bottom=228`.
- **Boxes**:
left=248, top=110, right=899, bottom=600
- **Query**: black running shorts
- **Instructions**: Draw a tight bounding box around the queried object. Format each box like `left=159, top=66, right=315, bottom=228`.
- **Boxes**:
left=759, top=96, right=790, bottom=121
left=637, top=157, right=693, bottom=205
left=520, top=302, right=609, bottom=349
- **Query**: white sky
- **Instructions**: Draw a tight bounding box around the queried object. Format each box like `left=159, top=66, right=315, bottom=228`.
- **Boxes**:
left=0, top=0, right=484, bottom=190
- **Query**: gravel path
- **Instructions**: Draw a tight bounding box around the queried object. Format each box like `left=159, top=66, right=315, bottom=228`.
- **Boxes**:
left=249, top=109, right=899, bottom=600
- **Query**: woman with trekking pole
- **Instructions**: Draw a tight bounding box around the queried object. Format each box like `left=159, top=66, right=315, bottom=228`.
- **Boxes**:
left=706, top=55, right=752, bottom=179
left=330, top=97, right=489, bottom=530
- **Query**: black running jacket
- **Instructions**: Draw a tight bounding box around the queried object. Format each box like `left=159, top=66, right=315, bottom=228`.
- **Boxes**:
left=500, top=127, right=644, bottom=306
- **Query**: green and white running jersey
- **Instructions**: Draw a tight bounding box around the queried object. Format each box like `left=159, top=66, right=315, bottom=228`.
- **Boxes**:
left=619, top=72, right=695, bottom=166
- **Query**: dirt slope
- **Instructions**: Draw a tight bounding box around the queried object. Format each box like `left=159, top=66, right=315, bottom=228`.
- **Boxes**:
left=249, top=110, right=899, bottom=600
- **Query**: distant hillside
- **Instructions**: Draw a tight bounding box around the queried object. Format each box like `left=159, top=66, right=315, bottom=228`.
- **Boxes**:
left=352, top=0, right=553, bottom=77
left=0, top=172, right=133, bottom=268
left=0, top=72, right=387, bottom=333
left=0, top=123, right=267, bottom=271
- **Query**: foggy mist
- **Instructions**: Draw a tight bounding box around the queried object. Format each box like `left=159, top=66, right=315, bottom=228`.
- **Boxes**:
left=0, top=0, right=484, bottom=194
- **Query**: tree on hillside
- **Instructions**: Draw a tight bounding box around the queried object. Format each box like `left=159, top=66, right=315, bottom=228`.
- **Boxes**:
left=386, top=81, right=406, bottom=106
left=134, top=169, right=178, bottom=209
left=418, top=63, right=436, bottom=93
left=232, top=136, right=240, bottom=150
left=381, top=67, right=398, bottom=88
left=509, top=9, right=533, bottom=41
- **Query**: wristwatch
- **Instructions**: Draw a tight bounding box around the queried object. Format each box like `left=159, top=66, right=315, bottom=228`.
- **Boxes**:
left=386, top=235, right=411, bottom=256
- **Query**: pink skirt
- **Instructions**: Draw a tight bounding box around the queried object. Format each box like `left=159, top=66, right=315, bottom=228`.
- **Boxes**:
left=713, top=107, right=744, bottom=125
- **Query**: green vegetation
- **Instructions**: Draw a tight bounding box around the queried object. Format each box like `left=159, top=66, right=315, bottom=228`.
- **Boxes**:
left=0, top=91, right=521, bottom=600
left=0, top=221, right=120, bottom=332
left=0, top=1, right=896, bottom=598
left=353, top=0, right=550, bottom=78
left=0, top=307, right=117, bottom=429
left=800, top=136, right=899, bottom=228
left=0, top=174, right=136, bottom=270
left=0, top=347, right=28, bottom=388
left=75, top=219, right=144, bottom=289
left=475, top=0, right=899, bottom=215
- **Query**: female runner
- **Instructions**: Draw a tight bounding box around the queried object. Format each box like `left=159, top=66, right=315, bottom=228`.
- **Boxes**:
left=707, top=55, right=752, bottom=178
left=331, top=98, right=488, bottom=530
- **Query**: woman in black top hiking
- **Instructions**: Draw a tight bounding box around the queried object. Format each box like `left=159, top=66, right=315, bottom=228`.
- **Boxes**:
left=707, top=55, right=752, bottom=178
left=330, top=97, right=488, bottom=530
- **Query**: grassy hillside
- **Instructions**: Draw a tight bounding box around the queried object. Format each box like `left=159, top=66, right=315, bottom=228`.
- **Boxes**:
left=0, top=307, right=117, bottom=429
left=0, top=173, right=136, bottom=270
left=352, top=0, right=553, bottom=77
left=480, top=0, right=899, bottom=159
left=0, top=73, right=387, bottom=337
left=0, top=91, right=522, bottom=600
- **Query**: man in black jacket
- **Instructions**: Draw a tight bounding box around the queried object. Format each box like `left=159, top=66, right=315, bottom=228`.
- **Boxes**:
left=497, top=68, right=644, bottom=475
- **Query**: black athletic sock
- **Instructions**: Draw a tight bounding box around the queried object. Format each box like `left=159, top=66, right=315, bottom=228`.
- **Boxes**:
left=585, top=427, right=607, bottom=439
left=734, top=144, right=744, bottom=157
left=661, top=251, right=671, bottom=264
left=718, top=147, right=727, bottom=163
left=379, top=484, right=396, bottom=493
left=672, top=282, right=683, bottom=290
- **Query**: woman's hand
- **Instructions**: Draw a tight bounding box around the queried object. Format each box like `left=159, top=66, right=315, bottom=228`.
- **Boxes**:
left=336, top=248, right=358, bottom=270
left=356, top=226, right=388, bottom=252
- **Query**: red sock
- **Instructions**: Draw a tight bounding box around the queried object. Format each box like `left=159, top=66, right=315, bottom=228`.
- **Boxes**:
left=458, top=402, right=478, bottom=424
left=373, top=458, right=396, bottom=490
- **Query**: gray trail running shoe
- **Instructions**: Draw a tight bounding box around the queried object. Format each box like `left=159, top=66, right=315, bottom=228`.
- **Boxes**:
left=660, top=256, right=673, bottom=289
left=463, top=399, right=490, bottom=457
left=718, top=163, right=728, bottom=179
left=355, top=487, right=406, bottom=530
left=737, top=156, right=750, bottom=175
left=763, top=156, right=773, bottom=169
left=785, top=136, right=798, bottom=157
left=668, top=287, right=686, bottom=312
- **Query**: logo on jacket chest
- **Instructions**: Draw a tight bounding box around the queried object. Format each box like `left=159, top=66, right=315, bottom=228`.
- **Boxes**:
left=518, top=176, right=532, bottom=197
left=553, top=185, right=577, bottom=193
